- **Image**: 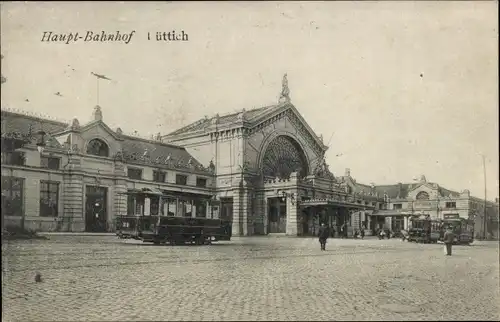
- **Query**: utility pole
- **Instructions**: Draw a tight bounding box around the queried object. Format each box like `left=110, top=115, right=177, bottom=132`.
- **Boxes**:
left=482, top=154, right=487, bottom=239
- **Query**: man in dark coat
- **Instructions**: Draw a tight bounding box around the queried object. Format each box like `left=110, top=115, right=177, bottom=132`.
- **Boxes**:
left=443, top=225, right=455, bottom=256
left=318, top=223, right=330, bottom=251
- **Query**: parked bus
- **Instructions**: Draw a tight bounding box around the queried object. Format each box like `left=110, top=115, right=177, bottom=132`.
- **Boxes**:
left=440, top=218, right=474, bottom=245
left=115, top=188, right=231, bottom=245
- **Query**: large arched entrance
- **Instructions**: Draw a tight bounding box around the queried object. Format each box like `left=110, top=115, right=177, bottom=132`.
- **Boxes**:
left=261, top=135, right=308, bottom=179
left=261, top=135, right=308, bottom=234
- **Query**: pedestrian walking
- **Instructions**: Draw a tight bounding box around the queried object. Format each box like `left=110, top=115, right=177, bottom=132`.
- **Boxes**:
left=318, top=223, right=330, bottom=251
left=340, top=224, right=345, bottom=239
left=360, top=226, right=365, bottom=239
left=443, top=225, right=455, bottom=256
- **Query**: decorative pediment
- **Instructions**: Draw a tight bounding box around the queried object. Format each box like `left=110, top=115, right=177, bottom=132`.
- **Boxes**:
left=407, top=182, right=440, bottom=200
left=79, top=120, right=123, bottom=141
left=248, top=104, right=327, bottom=159
left=408, top=182, right=438, bottom=193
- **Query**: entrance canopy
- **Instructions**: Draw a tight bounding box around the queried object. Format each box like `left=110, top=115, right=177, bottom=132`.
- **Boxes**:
left=300, top=198, right=375, bottom=210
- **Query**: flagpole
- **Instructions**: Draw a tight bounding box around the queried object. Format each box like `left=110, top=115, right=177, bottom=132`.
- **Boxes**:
left=92, top=72, right=112, bottom=106
left=96, top=77, right=99, bottom=105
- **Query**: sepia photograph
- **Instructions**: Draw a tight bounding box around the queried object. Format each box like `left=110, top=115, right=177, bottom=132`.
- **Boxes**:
left=1, top=1, right=499, bottom=321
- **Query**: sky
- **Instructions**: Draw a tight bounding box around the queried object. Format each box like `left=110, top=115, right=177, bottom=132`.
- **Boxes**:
left=1, top=1, right=498, bottom=200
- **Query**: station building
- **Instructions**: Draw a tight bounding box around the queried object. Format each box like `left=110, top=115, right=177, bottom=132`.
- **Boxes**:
left=1, top=75, right=498, bottom=238
left=357, top=175, right=499, bottom=240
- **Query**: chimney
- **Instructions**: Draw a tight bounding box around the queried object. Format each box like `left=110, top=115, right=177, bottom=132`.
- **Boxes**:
left=345, top=168, right=351, bottom=177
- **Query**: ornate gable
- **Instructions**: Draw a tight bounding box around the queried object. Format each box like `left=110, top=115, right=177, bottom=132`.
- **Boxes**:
left=407, top=182, right=439, bottom=200
left=244, top=104, right=328, bottom=177
left=246, top=104, right=327, bottom=157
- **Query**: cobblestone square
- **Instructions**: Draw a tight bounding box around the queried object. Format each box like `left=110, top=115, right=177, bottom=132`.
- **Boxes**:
left=2, top=236, right=499, bottom=321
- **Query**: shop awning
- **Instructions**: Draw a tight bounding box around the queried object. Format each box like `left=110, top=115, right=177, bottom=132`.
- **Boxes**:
left=300, top=198, right=376, bottom=210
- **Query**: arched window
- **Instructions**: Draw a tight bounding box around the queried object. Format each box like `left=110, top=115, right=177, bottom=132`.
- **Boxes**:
left=262, top=135, right=308, bottom=179
left=416, top=191, right=430, bottom=200
left=86, top=138, right=109, bottom=157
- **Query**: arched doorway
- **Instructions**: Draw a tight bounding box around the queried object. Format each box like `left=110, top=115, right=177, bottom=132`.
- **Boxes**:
left=261, top=135, right=308, bottom=234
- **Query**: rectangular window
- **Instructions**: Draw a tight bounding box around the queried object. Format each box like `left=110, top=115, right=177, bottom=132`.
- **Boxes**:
left=194, top=200, right=207, bottom=218
left=178, top=199, right=187, bottom=216
left=165, top=198, right=177, bottom=217
left=445, top=202, right=456, bottom=209
left=184, top=200, right=192, bottom=217
left=393, top=204, right=402, bottom=210
left=1, top=151, right=26, bottom=166
left=39, top=181, right=59, bottom=217
left=1, top=176, right=24, bottom=217
left=176, top=174, right=187, bottom=185
left=153, top=170, right=166, bottom=183
left=40, top=156, right=60, bottom=170
left=127, top=168, right=143, bottom=180
left=196, top=177, right=207, bottom=188
left=127, top=194, right=135, bottom=215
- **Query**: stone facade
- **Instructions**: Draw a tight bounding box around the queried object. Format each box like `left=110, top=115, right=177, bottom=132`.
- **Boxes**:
left=340, top=174, right=500, bottom=239
left=1, top=107, right=216, bottom=232
left=2, top=77, right=498, bottom=237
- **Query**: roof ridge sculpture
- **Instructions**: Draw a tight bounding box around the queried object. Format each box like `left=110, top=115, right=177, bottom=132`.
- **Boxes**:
left=120, top=131, right=187, bottom=150
left=1, top=106, right=71, bottom=125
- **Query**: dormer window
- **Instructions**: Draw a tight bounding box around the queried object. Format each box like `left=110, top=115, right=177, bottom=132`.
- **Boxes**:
left=86, top=139, right=109, bottom=157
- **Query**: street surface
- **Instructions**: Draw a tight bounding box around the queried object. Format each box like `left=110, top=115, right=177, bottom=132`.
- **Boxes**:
left=2, top=236, right=499, bottom=321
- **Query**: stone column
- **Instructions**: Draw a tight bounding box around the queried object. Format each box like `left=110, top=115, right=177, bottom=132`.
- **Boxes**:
left=385, top=216, right=392, bottom=230
left=62, top=155, right=85, bottom=232
left=231, top=177, right=244, bottom=236
left=232, top=192, right=241, bottom=236
left=366, top=214, right=372, bottom=235
left=352, top=211, right=360, bottom=230
left=113, top=160, right=127, bottom=231
left=263, top=196, right=269, bottom=235
left=285, top=172, right=299, bottom=236
left=253, top=191, right=265, bottom=234
left=240, top=189, right=249, bottom=236
left=113, top=179, right=127, bottom=228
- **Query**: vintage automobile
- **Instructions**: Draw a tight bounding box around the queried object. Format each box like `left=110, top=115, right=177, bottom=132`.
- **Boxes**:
left=115, top=188, right=231, bottom=245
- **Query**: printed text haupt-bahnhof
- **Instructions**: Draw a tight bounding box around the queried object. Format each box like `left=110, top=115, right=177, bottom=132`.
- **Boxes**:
left=40, top=31, right=190, bottom=44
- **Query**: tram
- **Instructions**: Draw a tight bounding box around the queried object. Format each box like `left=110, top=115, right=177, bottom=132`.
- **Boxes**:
left=440, top=217, right=474, bottom=245
left=407, top=215, right=441, bottom=243
left=115, top=188, right=231, bottom=245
